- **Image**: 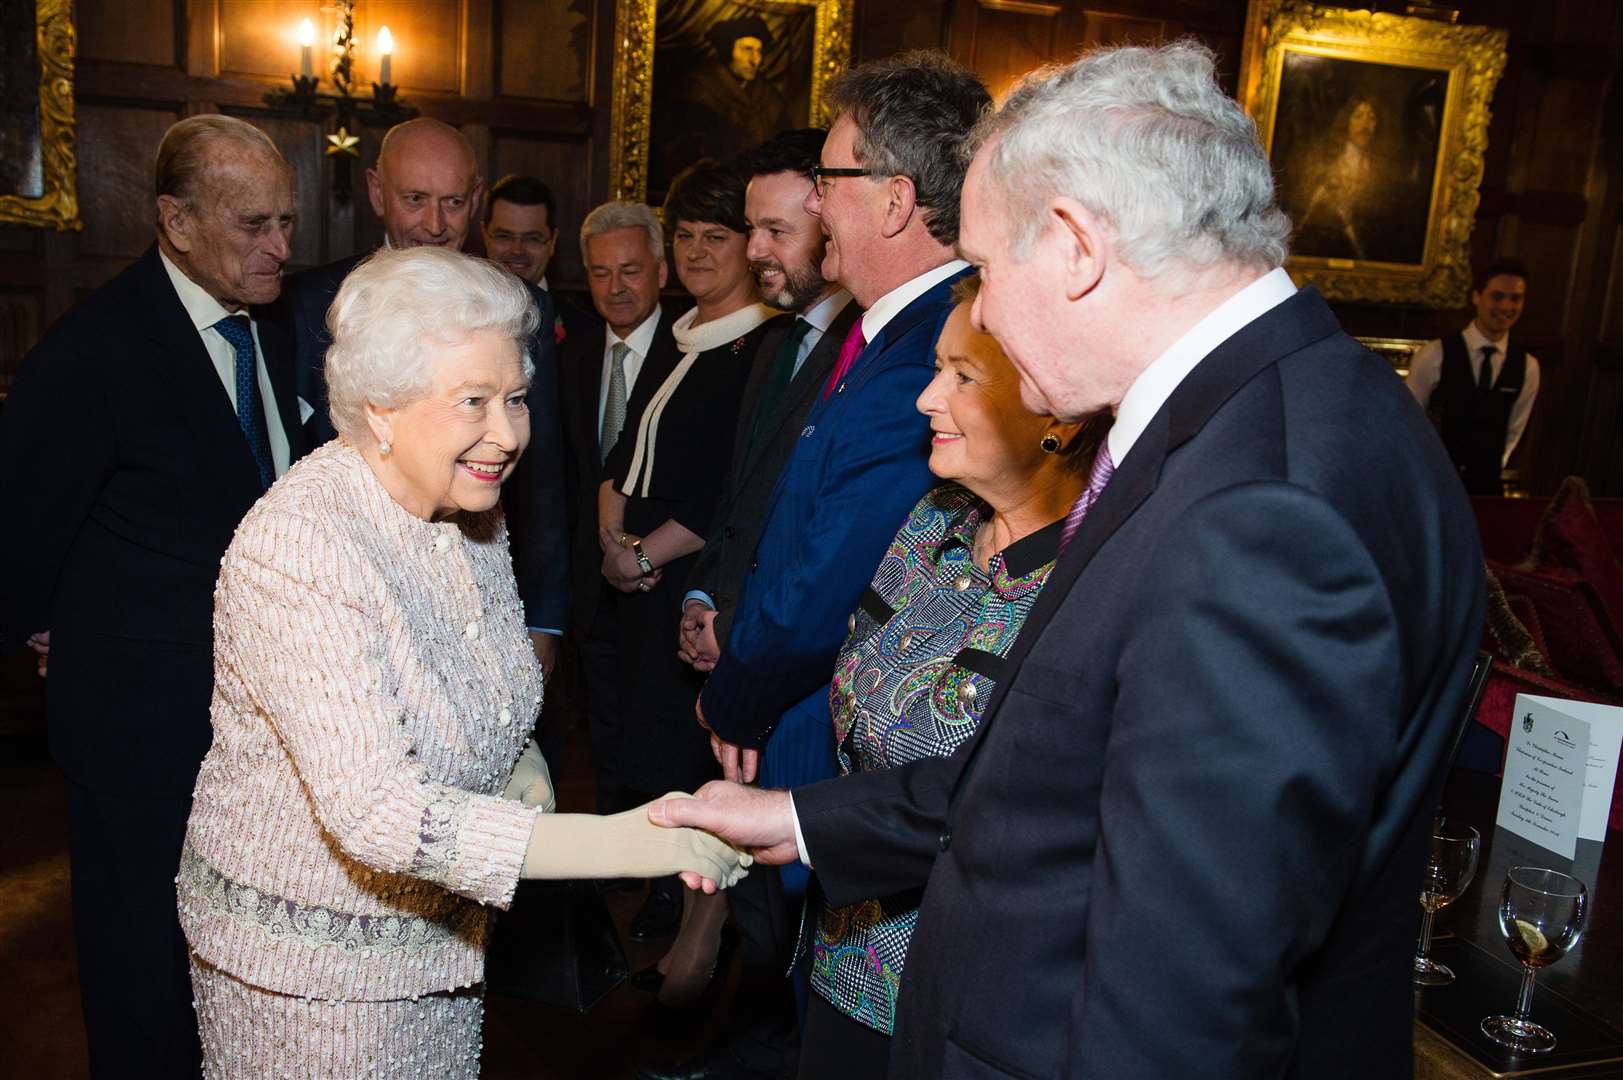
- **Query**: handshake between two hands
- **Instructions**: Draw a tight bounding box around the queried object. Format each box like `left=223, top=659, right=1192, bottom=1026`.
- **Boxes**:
left=505, top=741, right=798, bottom=893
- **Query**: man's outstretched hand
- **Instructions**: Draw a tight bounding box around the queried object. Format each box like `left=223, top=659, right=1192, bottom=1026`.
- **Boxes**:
left=648, top=781, right=801, bottom=890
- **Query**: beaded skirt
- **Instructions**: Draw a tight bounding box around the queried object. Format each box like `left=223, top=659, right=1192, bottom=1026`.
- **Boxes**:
left=189, top=955, right=484, bottom=1078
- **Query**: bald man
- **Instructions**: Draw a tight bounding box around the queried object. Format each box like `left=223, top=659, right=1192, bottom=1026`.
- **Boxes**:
left=273, top=117, right=572, bottom=673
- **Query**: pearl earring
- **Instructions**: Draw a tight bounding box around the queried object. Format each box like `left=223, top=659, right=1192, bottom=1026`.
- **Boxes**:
left=1040, top=433, right=1061, bottom=454
left=378, top=440, right=391, bottom=455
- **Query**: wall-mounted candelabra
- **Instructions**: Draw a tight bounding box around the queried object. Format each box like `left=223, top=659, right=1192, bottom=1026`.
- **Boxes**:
left=263, top=2, right=418, bottom=201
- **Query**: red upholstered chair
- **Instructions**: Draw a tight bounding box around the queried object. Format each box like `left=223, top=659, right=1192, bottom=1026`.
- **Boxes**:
left=1489, top=561, right=1623, bottom=695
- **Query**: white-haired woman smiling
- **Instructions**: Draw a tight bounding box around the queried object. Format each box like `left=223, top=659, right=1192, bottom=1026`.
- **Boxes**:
left=177, top=246, right=746, bottom=1078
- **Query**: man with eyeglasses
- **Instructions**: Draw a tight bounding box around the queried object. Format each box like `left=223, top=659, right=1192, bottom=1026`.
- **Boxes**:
left=691, top=52, right=989, bottom=944
left=480, top=173, right=597, bottom=349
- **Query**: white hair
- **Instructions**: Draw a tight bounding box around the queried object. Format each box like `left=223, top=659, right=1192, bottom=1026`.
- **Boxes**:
left=579, top=200, right=664, bottom=264
left=973, top=41, right=1291, bottom=277
left=324, top=247, right=538, bottom=440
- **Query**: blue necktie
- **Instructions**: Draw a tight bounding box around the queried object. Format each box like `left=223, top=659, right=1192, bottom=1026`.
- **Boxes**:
left=213, top=315, right=275, bottom=490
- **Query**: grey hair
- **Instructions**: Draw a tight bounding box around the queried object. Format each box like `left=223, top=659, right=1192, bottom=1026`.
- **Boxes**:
left=579, top=200, right=664, bottom=264
left=155, top=114, right=284, bottom=205
left=324, top=247, right=539, bottom=440
left=972, top=41, right=1291, bottom=277
left=825, top=51, right=990, bottom=246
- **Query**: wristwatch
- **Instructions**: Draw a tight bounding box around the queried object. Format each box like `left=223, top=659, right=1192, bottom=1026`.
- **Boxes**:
left=630, top=538, right=654, bottom=575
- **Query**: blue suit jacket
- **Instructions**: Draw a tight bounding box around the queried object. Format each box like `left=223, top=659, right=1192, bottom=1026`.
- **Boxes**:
left=700, top=266, right=972, bottom=749
left=271, top=251, right=570, bottom=633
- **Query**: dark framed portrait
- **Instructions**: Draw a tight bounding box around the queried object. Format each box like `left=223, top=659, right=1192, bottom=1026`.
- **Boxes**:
left=608, top=0, right=853, bottom=204
left=1270, top=53, right=1444, bottom=267
left=1242, top=3, right=1505, bottom=306
left=0, top=0, right=78, bottom=231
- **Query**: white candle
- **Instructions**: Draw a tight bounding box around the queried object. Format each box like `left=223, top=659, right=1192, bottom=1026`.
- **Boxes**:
left=298, top=19, right=314, bottom=78
left=378, top=26, right=394, bottom=86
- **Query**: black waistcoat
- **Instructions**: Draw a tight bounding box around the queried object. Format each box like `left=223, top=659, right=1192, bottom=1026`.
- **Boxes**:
left=1433, top=332, right=1525, bottom=495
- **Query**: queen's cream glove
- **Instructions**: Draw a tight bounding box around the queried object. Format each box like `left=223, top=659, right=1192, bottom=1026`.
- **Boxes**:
left=501, top=739, right=555, bottom=812
left=520, top=794, right=750, bottom=887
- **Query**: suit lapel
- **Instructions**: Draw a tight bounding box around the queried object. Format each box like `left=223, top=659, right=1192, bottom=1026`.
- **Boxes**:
left=733, top=301, right=857, bottom=492
left=133, top=247, right=264, bottom=503
left=944, top=286, right=1347, bottom=803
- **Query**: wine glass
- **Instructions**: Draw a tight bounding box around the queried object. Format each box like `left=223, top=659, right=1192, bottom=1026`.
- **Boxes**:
left=1480, top=867, right=1588, bottom=1054
left=1414, top=821, right=1481, bottom=986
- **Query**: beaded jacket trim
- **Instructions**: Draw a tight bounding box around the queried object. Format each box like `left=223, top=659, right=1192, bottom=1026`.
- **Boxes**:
left=178, top=842, right=486, bottom=958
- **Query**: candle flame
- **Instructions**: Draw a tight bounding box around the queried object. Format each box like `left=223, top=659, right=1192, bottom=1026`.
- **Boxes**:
left=297, top=18, right=315, bottom=47
left=378, top=26, right=394, bottom=56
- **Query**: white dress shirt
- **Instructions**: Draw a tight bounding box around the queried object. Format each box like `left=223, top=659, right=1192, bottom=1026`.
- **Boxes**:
left=159, top=250, right=292, bottom=477
left=861, top=260, right=970, bottom=345
left=793, top=288, right=855, bottom=379
left=788, top=266, right=1299, bottom=867
left=1404, top=321, right=1541, bottom=465
left=1107, top=268, right=1298, bottom=469
left=598, top=308, right=662, bottom=433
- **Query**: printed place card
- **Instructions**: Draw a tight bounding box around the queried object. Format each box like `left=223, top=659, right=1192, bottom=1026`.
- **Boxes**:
left=1521, top=694, right=1623, bottom=842
left=1495, top=697, right=1590, bottom=859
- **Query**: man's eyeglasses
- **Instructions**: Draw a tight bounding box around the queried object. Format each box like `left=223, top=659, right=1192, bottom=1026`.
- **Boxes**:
left=809, top=166, right=873, bottom=196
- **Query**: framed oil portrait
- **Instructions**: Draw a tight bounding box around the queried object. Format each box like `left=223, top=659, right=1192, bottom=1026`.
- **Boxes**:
left=609, top=0, right=853, bottom=205
left=0, top=0, right=78, bottom=231
left=1241, top=3, right=1505, bottom=306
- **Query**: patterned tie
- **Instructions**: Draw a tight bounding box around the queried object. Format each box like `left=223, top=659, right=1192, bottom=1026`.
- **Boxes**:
left=1477, top=344, right=1498, bottom=393
left=213, top=315, right=274, bottom=490
left=600, top=341, right=631, bottom=462
left=749, top=318, right=814, bottom=457
left=822, top=318, right=867, bottom=400
left=1059, top=443, right=1116, bottom=553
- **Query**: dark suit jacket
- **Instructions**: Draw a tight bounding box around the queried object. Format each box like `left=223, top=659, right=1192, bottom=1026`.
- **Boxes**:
left=556, top=306, right=684, bottom=632
left=273, top=250, right=571, bottom=631
left=795, top=286, right=1486, bottom=1079
left=700, top=270, right=969, bottom=748
left=0, top=244, right=305, bottom=796
left=684, top=296, right=860, bottom=646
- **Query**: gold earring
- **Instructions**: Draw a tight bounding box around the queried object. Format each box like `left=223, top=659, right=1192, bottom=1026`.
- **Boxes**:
left=1040, top=433, right=1061, bottom=454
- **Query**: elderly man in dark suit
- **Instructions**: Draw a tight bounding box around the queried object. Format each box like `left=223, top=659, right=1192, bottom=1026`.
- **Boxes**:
left=655, top=42, right=1485, bottom=1079
left=0, top=114, right=302, bottom=1076
left=555, top=201, right=683, bottom=930
left=273, top=118, right=570, bottom=676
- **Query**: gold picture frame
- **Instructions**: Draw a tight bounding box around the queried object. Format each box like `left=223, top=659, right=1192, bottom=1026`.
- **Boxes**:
left=0, top=0, right=79, bottom=231
left=609, top=0, right=854, bottom=204
left=1241, top=2, right=1505, bottom=306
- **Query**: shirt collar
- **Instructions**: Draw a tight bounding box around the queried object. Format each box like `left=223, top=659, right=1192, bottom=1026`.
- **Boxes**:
left=1464, top=321, right=1508, bottom=352
left=538, top=275, right=550, bottom=292
left=608, top=307, right=662, bottom=359
left=799, top=288, right=854, bottom=333
left=861, top=260, right=969, bottom=343
left=935, top=500, right=1063, bottom=583
left=158, top=248, right=242, bottom=333
left=1108, top=267, right=1297, bottom=468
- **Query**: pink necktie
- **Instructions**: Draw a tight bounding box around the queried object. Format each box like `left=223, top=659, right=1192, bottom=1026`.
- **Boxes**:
left=1059, top=444, right=1116, bottom=553
left=822, top=319, right=868, bottom=400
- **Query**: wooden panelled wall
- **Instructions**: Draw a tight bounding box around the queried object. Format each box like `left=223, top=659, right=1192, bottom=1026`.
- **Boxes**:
left=2, top=0, right=1621, bottom=495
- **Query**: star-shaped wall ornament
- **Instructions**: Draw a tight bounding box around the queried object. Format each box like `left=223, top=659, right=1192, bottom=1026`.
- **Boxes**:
left=325, top=127, right=360, bottom=156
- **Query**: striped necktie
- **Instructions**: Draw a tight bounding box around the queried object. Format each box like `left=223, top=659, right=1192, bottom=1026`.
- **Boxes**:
left=1059, top=443, right=1116, bottom=553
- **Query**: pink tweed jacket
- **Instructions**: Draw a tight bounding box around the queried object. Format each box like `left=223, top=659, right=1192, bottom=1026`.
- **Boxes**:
left=178, top=439, right=544, bottom=1001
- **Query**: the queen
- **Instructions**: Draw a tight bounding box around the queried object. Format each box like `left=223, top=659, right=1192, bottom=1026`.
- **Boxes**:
left=177, top=246, right=744, bottom=1077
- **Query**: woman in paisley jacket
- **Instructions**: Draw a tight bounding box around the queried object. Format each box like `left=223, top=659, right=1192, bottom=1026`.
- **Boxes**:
left=800, top=278, right=1109, bottom=1077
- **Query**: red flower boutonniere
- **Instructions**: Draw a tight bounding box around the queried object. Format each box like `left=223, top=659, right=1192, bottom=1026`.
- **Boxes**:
left=554, top=314, right=567, bottom=346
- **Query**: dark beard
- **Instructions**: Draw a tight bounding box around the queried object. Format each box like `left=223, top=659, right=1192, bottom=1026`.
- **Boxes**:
left=755, top=260, right=828, bottom=313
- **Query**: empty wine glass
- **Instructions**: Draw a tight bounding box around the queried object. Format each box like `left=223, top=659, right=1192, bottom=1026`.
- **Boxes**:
left=1414, top=821, right=1481, bottom=986
left=1480, top=867, right=1588, bottom=1054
